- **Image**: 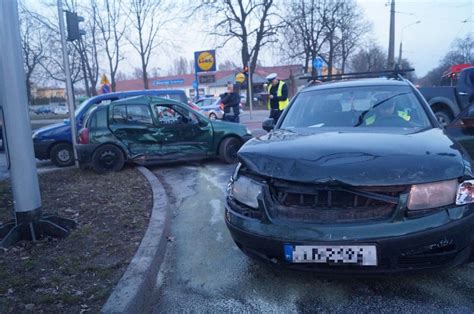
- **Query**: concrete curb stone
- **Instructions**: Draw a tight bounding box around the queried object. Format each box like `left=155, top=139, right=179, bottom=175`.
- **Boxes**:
left=102, top=166, right=170, bottom=313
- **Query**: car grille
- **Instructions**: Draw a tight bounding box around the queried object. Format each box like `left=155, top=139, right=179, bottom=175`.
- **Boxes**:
left=268, top=181, right=408, bottom=223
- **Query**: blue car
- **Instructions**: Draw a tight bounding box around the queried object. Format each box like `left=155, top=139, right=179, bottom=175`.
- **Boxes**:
left=32, top=89, right=188, bottom=167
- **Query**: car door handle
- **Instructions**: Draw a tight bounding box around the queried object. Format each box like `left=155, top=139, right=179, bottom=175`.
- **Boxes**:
left=458, top=92, right=468, bottom=96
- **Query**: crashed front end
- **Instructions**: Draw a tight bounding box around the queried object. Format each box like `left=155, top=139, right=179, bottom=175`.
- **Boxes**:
left=225, top=160, right=474, bottom=274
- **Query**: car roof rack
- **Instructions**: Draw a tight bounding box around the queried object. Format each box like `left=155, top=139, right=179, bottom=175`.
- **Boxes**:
left=301, top=68, right=415, bottom=87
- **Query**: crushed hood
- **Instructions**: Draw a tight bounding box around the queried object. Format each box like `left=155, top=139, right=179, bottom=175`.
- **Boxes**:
left=238, top=128, right=467, bottom=186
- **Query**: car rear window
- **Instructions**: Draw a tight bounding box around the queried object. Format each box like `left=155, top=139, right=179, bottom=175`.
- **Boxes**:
left=280, top=85, right=432, bottom=129
left=86, top=107, right=108, bottom=129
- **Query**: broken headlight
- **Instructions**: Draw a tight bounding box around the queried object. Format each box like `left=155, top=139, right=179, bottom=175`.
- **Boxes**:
left=230, top=175, right=264, bottom=209
left=407, top=179, right=457, bottom=210
left=456, top=180, right=474, bottom=205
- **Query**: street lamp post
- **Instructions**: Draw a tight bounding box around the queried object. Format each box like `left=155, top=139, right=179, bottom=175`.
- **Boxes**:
left=398, top=20, right=421, bottom=66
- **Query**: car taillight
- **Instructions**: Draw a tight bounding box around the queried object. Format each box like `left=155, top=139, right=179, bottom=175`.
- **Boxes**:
left=190, top=104, right=199, bottom=111
left=78, top=128, right=89, bottom=144
left=219, top=103, right=224, bottom=110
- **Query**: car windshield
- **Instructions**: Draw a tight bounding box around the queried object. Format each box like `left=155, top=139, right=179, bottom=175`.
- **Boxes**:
left=280, top=85, right=432, bottom=129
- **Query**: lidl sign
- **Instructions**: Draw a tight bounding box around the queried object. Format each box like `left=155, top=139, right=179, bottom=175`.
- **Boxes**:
left=194, top=50, right=216, bottom=72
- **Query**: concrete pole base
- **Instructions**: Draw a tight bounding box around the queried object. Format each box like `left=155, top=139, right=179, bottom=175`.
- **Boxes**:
left=0, top=212, right=76, bottom=248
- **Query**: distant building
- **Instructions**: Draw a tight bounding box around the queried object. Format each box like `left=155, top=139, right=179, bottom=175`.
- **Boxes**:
left=115, top=65, right=304, bottom=99
left=32, top=87, right=66, bottom=99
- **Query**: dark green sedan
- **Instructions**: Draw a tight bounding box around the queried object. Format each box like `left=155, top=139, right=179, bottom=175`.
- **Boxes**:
left=77, top=96, right=252, bottom=173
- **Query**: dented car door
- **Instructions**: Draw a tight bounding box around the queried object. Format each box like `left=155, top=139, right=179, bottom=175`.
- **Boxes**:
left=152, top=104, right=213, bottom=161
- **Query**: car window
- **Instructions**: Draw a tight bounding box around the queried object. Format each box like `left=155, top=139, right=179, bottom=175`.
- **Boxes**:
left=111, top=104, right=152, bottom=125
left=112, top=105, right=127, bottom=124
left=126, top=105, right=153, bottom=125
left=280, top=85, right=431, bottom=129
left=154, top=105, right=183, bottom=125
left=87, top=108, right=108, bottom=129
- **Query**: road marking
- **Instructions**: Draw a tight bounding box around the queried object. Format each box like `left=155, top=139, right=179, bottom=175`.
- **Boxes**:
left=216, top=232, right=223, bottom=243
left=210, top=199, right=221, bottom=225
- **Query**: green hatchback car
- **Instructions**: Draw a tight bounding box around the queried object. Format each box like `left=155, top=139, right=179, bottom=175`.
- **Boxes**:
left=77, top=96, right=252, bottom=173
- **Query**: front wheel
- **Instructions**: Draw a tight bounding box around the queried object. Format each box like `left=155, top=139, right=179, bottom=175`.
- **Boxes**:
left=209, top=112, right=217, bottom=120
left=219, top=137, right=242, bottom=164
left=91, top=144, right=125, bottom=174
left=434, top=110, right=452, bottom=127
left=50, top=143, right=74, bottom=167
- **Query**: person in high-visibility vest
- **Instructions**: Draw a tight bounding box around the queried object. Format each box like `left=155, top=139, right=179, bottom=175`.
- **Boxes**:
left=364, top=93, right=411, bottom=126
left=266, top=73, right=289, bottom=122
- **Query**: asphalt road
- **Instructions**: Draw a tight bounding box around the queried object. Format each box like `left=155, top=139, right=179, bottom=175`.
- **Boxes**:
left=147, top=162, right=474, bottom=313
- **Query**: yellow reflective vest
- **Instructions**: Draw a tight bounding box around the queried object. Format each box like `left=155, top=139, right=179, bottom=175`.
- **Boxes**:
left=267, top=80, right=289, bottom=110
left=365, top=110, right=411, bottom=125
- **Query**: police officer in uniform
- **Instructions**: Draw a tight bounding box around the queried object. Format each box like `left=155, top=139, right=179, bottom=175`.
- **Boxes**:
left=266, top=73, right=289, bottom=122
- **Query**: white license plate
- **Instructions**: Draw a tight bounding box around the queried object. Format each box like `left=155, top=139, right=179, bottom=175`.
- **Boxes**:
left=284, top=244, right=377, bottom=266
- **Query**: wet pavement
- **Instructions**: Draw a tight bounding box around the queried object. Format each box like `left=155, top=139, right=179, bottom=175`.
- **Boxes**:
left=146, top=162, right=474, bottom=313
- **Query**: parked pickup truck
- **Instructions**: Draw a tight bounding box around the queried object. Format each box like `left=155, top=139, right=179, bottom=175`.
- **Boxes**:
left=32, top=89, right=188, bottom=167
left=418, top=66, right=474, bottom=126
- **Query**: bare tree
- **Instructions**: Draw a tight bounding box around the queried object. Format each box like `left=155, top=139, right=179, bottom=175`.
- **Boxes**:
left=322, top=0, right=345, bottom=78
left=27, top=5, right=84, bottom=87
left=283, top=0, right=328, bottom=74
left=349, top=43, right=387, bottom=73
left=170, top=56, right=190, bottom=75
left=335, top=1, right=370, bottom=73
left=75, top=1, right=100, bottom=96
left=94, top=0, right=126, bottom=92
left=219, top=60, right=239, bottom=70
left=199, top=0, right=283, bottom=98
left=127, top=0, right=174, bottom=89
left=418, top=34, right=473, bottom=86
left=19, top=4, right=47, bottom=103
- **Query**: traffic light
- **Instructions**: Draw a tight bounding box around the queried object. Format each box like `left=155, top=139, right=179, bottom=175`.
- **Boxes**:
left=65, top=11, right=85, bottom=42
left=243, top=66, right=249, bottom=77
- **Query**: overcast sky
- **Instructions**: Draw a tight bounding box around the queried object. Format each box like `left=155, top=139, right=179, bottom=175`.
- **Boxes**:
left=147, top=0, right=473, bottom=78
left=357, top=0, right=473, bottom=76
left=28, top=0, right=474, bottom=79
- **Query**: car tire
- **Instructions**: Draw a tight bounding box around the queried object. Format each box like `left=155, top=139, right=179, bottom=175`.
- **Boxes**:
left=50, top=143, right=74, bottom=167
left=91, top=144, right=125, bottom=174
left=209, top=113, right=217, bottom=120
left=434, top=110, right=452, bottom=127
left=219, top=137, right=242, bottom=164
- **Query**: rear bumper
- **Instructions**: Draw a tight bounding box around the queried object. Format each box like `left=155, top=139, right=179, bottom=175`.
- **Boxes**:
left=76, top=143, right=100, bottom=167
left=225, top=201, right=474, bottom=274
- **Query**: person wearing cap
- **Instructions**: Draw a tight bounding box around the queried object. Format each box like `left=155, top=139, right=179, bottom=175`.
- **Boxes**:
left=266, top=73, right=289, bottom=122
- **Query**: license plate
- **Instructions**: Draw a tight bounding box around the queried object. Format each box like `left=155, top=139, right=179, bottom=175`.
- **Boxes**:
left=284, top=244, right=377, bottom=266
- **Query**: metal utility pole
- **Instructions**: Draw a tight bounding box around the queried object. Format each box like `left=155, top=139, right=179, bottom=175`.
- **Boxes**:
left=387, top=0, right=396, bottom=69
left=0, top=0, right=75, bottom=247
left=58, top=0, right=79, bottom=168
left=248, top=71, right=253, bottom=120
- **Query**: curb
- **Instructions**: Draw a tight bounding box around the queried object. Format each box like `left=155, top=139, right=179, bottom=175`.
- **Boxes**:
left=102, top=166, right=170, bottom=313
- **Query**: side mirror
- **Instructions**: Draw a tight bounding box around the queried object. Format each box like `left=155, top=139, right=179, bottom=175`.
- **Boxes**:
left=262, top=118, right=275, bottom=132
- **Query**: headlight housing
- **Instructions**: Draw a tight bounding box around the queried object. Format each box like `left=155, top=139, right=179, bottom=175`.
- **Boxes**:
left=456, top=180, right=474, bottom=205
left=407, top=179, right=457, bottom=210
left=230, top=175, right=264, bottom=209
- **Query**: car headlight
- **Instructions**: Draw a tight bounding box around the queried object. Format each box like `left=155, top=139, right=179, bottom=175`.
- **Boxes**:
left=407, top=179, right=457, bottom=210
left=230, top=174, right=264, bottom=209
left=456, top=180, right=474, bottom=205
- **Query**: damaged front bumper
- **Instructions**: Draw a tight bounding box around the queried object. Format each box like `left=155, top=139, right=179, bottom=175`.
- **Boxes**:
left=225, top=193, right=474, bottom=274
